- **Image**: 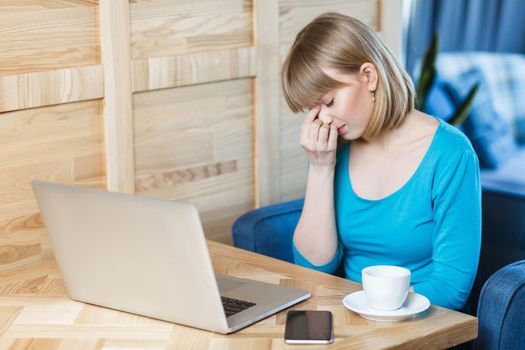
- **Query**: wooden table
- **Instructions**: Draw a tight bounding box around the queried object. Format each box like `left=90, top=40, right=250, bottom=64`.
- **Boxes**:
left=0, top=241, right=477, bottom=349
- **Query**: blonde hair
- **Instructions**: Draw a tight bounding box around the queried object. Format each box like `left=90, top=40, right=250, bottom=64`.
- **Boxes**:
left=281, top=12, right=415, bottom=140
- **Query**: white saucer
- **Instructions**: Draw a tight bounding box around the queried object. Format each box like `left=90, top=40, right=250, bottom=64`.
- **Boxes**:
left=343, top=291, right=430, bottom=322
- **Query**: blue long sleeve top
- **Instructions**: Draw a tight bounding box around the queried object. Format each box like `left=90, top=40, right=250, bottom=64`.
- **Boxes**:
left=293, top=117, right=482, bottom=310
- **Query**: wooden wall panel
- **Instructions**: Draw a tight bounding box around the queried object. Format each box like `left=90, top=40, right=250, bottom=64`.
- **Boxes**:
left=0, top=66, right=104, bottom=113
left=0, top=1, right=100, bottom=76
left=0, top=0, right=103, bottom=113
left=133, top=79, right=254, bottom=243
left=0, top=100, right=106, bottom=272
left=129, top=0, right=253, bottom=59
left=0, top=0, right=104, bottom=273
left=131, top=47, right=256, bottom=92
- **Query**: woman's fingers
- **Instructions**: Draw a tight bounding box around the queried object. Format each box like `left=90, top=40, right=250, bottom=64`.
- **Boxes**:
left=300, top=116, right=338, bottom=167
left=318, top=123, right=330, bottom=148
left=299, top=106, right=338, bottom=168
left=305, top=105, right=321, bottom=123
left=301, top=106, right=321, bottom=142
left=308, top=119, right=323, bottom=146
left=327, top=124, right=338, bottom=150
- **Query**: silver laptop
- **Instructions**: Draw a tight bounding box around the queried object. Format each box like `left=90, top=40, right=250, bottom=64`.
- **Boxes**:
left=32, top=180, right=310, bottom=334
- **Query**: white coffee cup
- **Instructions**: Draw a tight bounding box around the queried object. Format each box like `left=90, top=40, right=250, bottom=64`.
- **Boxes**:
left=361, top=265, right=411, bottom=311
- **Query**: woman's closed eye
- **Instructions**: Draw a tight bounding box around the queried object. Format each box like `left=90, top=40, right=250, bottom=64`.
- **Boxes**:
left=325, top=99, right=335, bottom=108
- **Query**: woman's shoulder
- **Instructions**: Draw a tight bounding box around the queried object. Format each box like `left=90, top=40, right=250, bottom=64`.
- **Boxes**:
left=426, top=116, right=480, bottom=181
left=409, top=111, right=478, bottom=174
left=433, top=116, right=476, bottom=156
left=402, top=108, right=473, bottom=156
left=404, top=110, right=474, bottom=157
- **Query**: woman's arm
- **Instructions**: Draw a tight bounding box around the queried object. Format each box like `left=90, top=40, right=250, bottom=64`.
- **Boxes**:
left=292, top=106, right=342, bottom=273
left=412, top=149, right=482, bottom=310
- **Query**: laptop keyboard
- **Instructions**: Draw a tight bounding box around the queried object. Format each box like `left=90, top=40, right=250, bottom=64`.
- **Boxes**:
left=221, top=296, right=256, bottom=318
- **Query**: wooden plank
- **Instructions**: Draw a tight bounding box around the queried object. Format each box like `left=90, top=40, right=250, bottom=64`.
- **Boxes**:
left=0, top=2, right=100, bottom=76
left=0, top=1, right=97, bottom=12
left=98, top=0, right=135, bottom=194
left=0, top=101, right=106, bottom=207
left=0, top=66, right=104, bottom=113
left=131, top=47, right=256, bottom=92
left=129, top=0, right=252, bottom=59
left=254, top=0, right=280, bottom=207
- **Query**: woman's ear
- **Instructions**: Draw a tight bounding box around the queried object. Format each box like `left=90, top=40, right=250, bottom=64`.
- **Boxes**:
left=360, top=62, right=378, bottom=92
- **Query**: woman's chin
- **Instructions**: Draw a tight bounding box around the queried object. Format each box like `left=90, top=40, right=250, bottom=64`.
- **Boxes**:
left=339, top=130, right=360, bottom=141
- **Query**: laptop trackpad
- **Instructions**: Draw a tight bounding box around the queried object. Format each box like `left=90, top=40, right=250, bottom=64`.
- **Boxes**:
left=216, top=275, right=248, bottom=293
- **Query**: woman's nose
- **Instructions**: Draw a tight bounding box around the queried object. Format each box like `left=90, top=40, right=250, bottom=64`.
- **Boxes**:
left=318, top=110, right=334, bottom=125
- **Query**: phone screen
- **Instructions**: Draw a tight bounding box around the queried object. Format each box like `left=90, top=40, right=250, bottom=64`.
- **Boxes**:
left=284, top=310, right=333, bottom=344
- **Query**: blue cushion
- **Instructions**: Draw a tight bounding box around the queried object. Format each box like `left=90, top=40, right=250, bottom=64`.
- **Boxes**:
left=435, top=53, right=525, bottom=145
left=444, top=70, right=518, bottom=169
left=425, top=77, right=456, bottom=121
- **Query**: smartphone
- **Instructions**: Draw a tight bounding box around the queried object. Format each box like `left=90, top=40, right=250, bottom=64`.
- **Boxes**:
left=284, top=310, right=334, bottom=344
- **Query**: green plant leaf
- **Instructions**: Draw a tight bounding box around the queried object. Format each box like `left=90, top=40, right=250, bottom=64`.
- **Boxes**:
left=415, top=32, right=439, bottom=110
left=448, top=83, right=480, bottom=126
left=417, top=69, right=436, bottom=111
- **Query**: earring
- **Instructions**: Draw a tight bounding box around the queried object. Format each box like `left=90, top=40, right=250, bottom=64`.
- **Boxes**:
left=371, top=90, right=376, bottom=102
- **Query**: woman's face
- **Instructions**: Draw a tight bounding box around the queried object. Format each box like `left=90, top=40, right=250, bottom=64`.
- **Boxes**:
left=315, top=65, right=377, bottom=141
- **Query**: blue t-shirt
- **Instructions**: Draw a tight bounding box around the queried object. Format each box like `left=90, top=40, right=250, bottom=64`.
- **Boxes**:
left=292, top=117, right=481, bottom=310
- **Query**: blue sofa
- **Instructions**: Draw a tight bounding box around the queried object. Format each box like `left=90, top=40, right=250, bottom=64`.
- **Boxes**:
left=232, top=53, right=525, bottom=349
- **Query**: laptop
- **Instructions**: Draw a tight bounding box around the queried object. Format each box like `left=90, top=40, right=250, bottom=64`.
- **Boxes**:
left=32, top=180, right=311, bottom=334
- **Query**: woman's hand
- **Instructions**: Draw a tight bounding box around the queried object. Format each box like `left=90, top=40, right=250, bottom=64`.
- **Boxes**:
left=299, top=105, right=339, bottom=167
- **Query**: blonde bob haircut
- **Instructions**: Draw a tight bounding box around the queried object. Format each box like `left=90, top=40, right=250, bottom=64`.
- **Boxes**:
left=282, top=12, right=415, bottom=140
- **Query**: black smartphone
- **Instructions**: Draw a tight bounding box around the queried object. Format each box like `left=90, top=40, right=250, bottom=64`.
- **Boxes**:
left=284, top=310, right=334, bottom=344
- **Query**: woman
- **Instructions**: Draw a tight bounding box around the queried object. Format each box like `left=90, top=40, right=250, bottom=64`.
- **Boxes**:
left=281, top=12, right=481, bottom=310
